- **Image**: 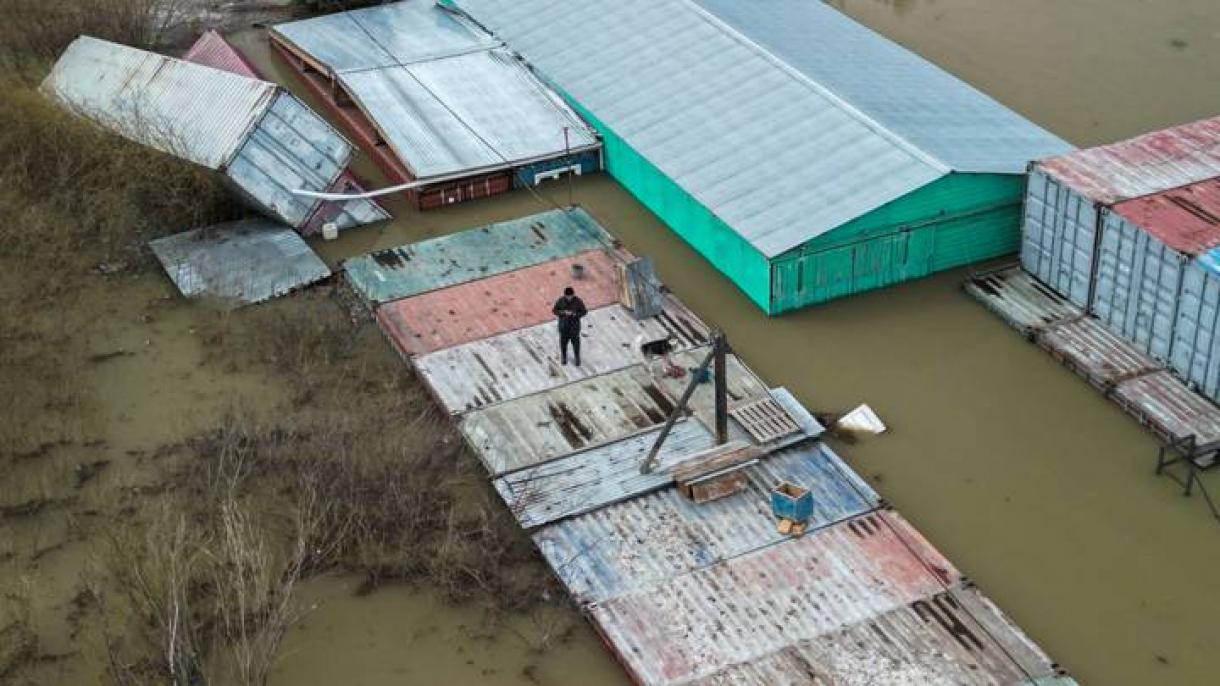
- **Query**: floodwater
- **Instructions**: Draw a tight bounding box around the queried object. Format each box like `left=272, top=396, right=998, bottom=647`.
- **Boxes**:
left=7, top=2, right=1219, bottom=684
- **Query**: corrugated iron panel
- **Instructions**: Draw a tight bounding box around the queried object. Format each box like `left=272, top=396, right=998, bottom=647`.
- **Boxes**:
left=461, top=348, right=769, bottom=475
left=1036, top=317, right=1160, bottom=389
left=148, top=219, right=331, bottom=307
left=1112, top=177, right=1220, bottom=256
left=42, top=36, right=276, bottom=169
left=1091, top=211, right=1182, bottom=361
left=693, top=586, right=1060, bottom=685
left=414, top=300, right=709, bottom=414
left=225, top=91, right=352, bottom=228
left=1038, top=115, right=1220, bottom=205
left=1169, top=259, right=1220, bottom=402
left=1020, top=168, right=1098, bottom=308
left=964, top=266, right=1080, bottom=335
left=535, top=441, right=880, bottom=606
left=270, top=0, right=497, bottom=73
left=301, top=170, right=392, bottom=235
left=337, top=49, right=598, bottom=181
left=495, top=387, right=824, bottom=529
left=182, top=29, right=261, bottom=78
left=344, top=208, right=610, bottom=305
left=690, top=0, right=1070, bottom=174
left=451, top=0, right=948, bottom=258
left=1112, top=371, right=1220, bottom=450
left=376, top=250, right=621, bottom=357
left=589, top=510, right=960, bottom=685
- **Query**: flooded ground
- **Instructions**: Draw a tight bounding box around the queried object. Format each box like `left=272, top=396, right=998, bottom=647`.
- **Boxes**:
left=6, top=1, right=1220, bottom=684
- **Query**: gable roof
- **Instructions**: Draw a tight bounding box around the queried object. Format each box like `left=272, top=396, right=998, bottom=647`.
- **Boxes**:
left=451, top=0, right=1070, bottom=257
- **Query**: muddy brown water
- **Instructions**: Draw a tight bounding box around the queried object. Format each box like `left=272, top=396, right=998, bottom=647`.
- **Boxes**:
left=7, top=3, right=1220, bottom=684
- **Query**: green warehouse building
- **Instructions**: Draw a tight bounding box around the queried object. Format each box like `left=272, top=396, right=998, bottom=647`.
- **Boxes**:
left=450, top=0, right=1072, bottom=314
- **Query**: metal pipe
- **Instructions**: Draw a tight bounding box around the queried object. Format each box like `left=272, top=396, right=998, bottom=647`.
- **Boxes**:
left=639, top=345, right=716, bottom=474
left=714, top=332, right=728, bottom=444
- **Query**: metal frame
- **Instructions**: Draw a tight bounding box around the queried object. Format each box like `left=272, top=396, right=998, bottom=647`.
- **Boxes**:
left=1155, top=434, right=1220, bottom=520
left=640, top=330, right=729, bottom=474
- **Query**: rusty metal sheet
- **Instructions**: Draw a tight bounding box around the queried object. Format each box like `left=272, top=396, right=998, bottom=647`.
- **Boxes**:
left=149, top=219, right=330, bottom=307
left=1039, top=115, right=1220, bottom=205
left=414, top=300, right=709, bottom=414
left=494, top=387, right=823, bottom=529
left=345, top=208, right=611, bottom=305
left=376, top=250, right=621, bottom=357
left=182, top=29, right=261, bottom=78
left=965, top=266, right=1081, bottom=335
left=1112, top=371, right=1220, bottom=450
left=534, top=441, right=879, bottom=605
left=589, top=510, right=961, bottom=685
left=1035, top=317, right=1160, bottom=389
left=693, top=585, right=1062, bottom=685
left=1112, top=177, right=1220, bottom=256
left=461, top=348, right=769, bottom=475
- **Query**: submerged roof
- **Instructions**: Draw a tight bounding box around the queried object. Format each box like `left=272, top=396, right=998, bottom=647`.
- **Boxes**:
left=451, top=0, right=1070, bottom=256
left=182, top=30, right=261, bottom=79
left=1039, top=115, right=1220, bottom=205
left=271, top=1, right=598, bottom=181
left=149, top=219, right=331, bottom=307
left=43, top=36, right=276, bottom=169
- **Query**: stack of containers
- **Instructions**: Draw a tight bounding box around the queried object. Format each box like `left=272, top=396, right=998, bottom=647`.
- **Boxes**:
left=1021, top=116, right=1220, bottom=401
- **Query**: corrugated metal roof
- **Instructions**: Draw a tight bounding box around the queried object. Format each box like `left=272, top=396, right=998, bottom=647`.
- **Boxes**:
left=337, top=48, right=598, bottom=180
left=1036, top=317, right=1160, bottom=389
left=536, top=441, right=879, bottom=606
left=271, top=0, right=497, bottom=73
left=494, top=387, right=824, bottom=529
left=460, top=347, right=770, bottom=475
left=589, top=510, right=961, bottom=685
left=964, top=267, right=1080, bottom=335
left=1112, top=371, right=1220, bottom=450
left=693, top=586, right=1060, bottom=685
left=376, top=250, right=622, bottom=356
left=182, top=29, right=261, bottom=78
left=690, top=0, right=1071, bottom=175
left=452, top=0, right=947, bottom=257
left=43, top=36, right=276, bottom=169
left=148, top=219, right=331, bottom=307
left=1039, top=115, right=1220, bottom=205
left=344, top=208, right=611, bottom=305
left=414, top=300, right=710, bottom=414
left=302, top=170, right=392, bottom=234
left=1112, top=177, right=1220, bottom=256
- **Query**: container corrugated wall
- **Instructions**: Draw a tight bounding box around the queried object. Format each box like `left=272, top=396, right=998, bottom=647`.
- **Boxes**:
left=1170, top=259, right=1220, bottom=402
left=1091, top=211, right=1184, bottom=361
left=1021, top=167, right=1099, bottom=308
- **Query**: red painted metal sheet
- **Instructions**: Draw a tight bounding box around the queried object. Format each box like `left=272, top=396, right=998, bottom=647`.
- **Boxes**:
left=590, top=510, right=961, bottom=685
left=1112, top=177, right=1220, bottom=256
left=182, top=30, right=262, bottom=79
left=1112, top=370, right=1220, bottom=450
left=375, top=250, right=621, bottom=356
left=1035, top=317, right=1160, bottom=390
left=1039, top=116, right=1220, bottom=205
left=300, top=169, right=388, bottom=235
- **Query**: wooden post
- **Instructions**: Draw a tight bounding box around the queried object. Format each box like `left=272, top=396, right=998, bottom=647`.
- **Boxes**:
left=639, top=346, right=716, bottom=474
left=714, top=331, right=728, bottom=445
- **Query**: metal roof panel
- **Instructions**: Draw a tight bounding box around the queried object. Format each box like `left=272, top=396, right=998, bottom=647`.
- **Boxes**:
left=182, top=29, right=261, bottom=79
left=1112, top=177, right=1220, bottom=256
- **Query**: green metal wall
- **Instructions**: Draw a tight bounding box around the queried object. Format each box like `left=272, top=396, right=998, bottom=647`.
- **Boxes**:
left=562, top=101, right=773, bottom=311
left=769, top=173, right=1024, bottom=313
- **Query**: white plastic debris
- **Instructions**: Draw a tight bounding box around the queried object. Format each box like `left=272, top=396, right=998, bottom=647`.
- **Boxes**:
left=836, top=404, right=886, bottom=434
left=322, top=222, right=339, bottom=240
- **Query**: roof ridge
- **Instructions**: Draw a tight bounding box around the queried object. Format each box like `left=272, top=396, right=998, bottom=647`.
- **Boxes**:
left=676, top=0, right=950, bottom=174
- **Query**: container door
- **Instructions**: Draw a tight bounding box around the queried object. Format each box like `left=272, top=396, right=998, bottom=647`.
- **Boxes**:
left=1092, top=212, right=1182, bottom=361
left=1021, top=169, right=1097, bottom=307
left=1171, top=258, right=1220, bottom=402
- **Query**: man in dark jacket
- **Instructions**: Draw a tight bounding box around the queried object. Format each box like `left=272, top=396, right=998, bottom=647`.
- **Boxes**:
left=552, top=286, right=587, bottom=366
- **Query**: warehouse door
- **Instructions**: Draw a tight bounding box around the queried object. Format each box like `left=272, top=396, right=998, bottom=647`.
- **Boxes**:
left=771, top=230, right=934, bottom=311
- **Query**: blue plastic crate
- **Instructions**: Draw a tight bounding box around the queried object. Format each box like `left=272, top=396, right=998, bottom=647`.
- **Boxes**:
left=770, top=481, right=814, bottom=523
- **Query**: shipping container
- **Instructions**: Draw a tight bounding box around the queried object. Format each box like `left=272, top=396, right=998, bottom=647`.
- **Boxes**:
left=414, top=300, right=709, bottom=414
left=450, top=0, right=1069, bottom=312
left=1021, top=167, right=1100, bottom=308
left=493, top=387, right=821, bottom=529
left=376, top=250, right=622, bottom=357
left=344, top=207, right=612, bottom=305
left=43, top=37, right=383, bottom=232
left=268, top=1, right=601, bottom=210
left=535, top=440, right=878, bottom=605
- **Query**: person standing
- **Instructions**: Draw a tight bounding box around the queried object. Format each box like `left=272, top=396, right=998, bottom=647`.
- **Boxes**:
left=553, top=286, right=587, bottom=366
